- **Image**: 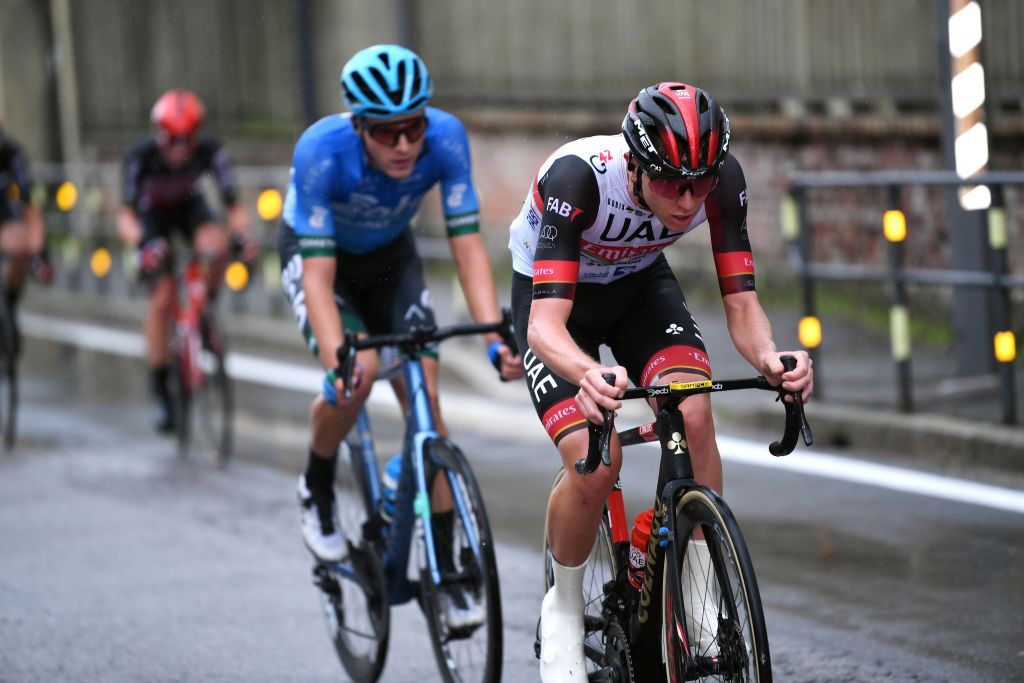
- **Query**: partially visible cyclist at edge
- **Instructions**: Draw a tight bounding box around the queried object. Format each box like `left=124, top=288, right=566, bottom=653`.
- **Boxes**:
left=507, top=82, right=814, bottom=681
left=118, top=89, right=258, bottom=433
left=0, top=120, right=52, bottom=352
left=277, top=44, right=521, bottom=609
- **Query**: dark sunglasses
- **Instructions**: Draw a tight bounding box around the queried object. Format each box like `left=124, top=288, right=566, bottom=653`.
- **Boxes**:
left=361, top=115, right=428, bottom=146
left=157, top=131, right=197, bottom=148
left=647, top=173, right=719, bottom=199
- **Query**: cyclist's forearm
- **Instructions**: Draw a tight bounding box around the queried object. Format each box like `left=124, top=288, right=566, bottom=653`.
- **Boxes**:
left=117, top=208, right=143, bottom=246
left=225, top=203, right=251, bottom=234
left=450, top=233, right=502, bottom=344
left=302, top=267, right=344, bottom=370
left=724, top=292, right=777, bottom=370
left=527, top=312, right=600, bottom=384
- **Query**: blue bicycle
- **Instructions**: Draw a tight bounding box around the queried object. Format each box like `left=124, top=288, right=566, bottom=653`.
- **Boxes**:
left=312, top=318, right=512, bottom=683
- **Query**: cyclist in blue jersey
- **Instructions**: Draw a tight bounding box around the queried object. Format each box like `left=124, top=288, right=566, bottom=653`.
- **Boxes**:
left=277, top=46, right=521, bottom=620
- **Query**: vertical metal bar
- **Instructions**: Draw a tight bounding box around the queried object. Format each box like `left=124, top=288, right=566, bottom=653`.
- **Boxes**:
left=887, top=186, right=914, bottom=412
left=988, top=186, right=1017, bottom=424
left=795, top=187, right=822, bottom=398
left=296, top=0, right=317, bottom=126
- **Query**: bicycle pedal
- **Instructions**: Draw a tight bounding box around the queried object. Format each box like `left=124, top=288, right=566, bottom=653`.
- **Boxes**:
left=588, top=666, right=617, bottom=683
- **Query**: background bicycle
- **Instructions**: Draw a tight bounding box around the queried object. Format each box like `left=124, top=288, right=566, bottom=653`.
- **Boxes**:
left=312, top=319, right=512, bottom=683
left=540, top=359, right=812, bottom=682
left=168, top=246, right=249, bottom=466
left=0, top=255, right=18, bottom=451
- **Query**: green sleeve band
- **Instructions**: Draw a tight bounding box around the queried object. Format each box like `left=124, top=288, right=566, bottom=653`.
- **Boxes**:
left=445, top=212, right=480, bottom=237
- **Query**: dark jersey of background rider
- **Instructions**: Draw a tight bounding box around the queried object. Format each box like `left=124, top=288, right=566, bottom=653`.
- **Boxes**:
left=121, top=136, right=238, bottom=215
left=0, top=133, right=33, bottom=219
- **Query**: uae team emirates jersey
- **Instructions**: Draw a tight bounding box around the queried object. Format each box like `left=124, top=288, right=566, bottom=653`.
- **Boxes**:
left=507, top=134, right=755, bottom=299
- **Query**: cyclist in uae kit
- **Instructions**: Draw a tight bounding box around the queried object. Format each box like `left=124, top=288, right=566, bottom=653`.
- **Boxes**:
left=508, top=83, right=814, bottom=682
left=0, top=122, right=51, bottom=349
left=118, top=89, right=257, bottom=434
left=277, top=45, right=521, bottom=624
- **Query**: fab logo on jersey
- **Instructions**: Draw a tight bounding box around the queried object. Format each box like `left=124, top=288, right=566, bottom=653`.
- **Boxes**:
left=546, top=196, right=584, bottom=222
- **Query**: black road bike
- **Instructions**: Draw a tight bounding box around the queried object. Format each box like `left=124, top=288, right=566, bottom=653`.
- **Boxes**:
left=538, top=356, right=812, bottom=682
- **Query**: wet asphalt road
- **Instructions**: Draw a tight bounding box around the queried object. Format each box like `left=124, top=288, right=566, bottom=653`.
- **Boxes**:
left=2, top=338, right=1023, bottom=682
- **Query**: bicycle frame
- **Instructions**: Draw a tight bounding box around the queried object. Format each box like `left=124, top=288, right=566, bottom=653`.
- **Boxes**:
left=578, top=367, right=812, bottom=677
left=173, top=259, right=210, bottom=393
left=334, top=334, right=497, bottom=606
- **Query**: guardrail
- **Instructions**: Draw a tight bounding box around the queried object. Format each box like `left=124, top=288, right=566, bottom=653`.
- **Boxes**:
left=782, top=171, right=1024, bottom=424
left=23, top=161, right=455, bottom=317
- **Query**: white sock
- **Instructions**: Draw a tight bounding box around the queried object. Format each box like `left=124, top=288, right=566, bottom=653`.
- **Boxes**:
left=683, top=539, right=719, bottom=653
left=540, top=557, right=587, bottom=683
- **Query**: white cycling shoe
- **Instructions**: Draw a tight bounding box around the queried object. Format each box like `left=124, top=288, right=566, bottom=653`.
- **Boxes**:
left=540, top=558, right=588, bottom=683
left=683, top=539, right=720, bottom=655
left=297, top=475, right=346, bottom=562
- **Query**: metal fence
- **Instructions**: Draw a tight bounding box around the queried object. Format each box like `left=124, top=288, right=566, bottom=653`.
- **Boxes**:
left=783, top=171, right=1024, bottom=424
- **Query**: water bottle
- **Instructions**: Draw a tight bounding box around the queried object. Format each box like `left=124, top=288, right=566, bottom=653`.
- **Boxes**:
left=380, top=454, right=403, bottom=523
left=628, top=507, right=654, bottom=591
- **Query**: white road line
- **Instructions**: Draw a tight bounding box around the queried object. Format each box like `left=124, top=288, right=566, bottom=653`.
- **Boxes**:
left=717, top=436, right=1024, bottom=515
left=22, top=312, right=1024, bottom=515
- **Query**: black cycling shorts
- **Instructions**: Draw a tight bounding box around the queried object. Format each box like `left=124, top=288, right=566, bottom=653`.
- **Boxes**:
left=278, top=222, right=438, bottom=361
left=138, top=197, right=217, bottom=249
left=511, top=254, right=710, bottom=445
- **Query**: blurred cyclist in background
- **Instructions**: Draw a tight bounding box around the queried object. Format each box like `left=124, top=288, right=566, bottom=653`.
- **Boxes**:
left=507, top=83, right=813, bottom=681
left=118, top=89, right=258, bottom=433
left=277, top=45, right=520, bottom=623
left=0, top=120, right=51, bottom=353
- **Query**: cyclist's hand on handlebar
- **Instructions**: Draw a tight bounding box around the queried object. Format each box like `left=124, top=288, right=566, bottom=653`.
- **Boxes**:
left=139, top=237, right=171, bottom=275
left=487, top=340, right=523, bottom=381
left=322, top=365, right=364, bottom=406
left=760, top=350, right=814, bottom=403
left=230, top=232, right=261, bottom=264
left=576, top=365, right=628, bottom=424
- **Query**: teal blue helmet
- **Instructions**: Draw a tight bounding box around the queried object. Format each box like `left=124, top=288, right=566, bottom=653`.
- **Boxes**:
left=340, top=44, right=433, bottom=119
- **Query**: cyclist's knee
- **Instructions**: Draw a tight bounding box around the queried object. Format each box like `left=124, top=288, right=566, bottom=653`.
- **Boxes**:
left=193, top=223, right=229, bottom=259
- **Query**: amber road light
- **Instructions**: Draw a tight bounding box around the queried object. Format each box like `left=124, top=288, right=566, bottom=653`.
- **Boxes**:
left=56, top=182, right=78, bottom=212
left=799, top=316, right=822, bottom=349
left=883, top=210, right=906, bottom=243
left=90, top=247, right=112, bottom=278
left=225, top=261, right=249, bottom=291
left=257, top=188, right=283, bottom=221
left=994, top=331, right=1016, bottom=363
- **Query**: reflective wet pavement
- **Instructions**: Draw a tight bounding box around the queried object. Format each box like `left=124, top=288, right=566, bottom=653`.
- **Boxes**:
left=1, top=339, right=1022, bottom=681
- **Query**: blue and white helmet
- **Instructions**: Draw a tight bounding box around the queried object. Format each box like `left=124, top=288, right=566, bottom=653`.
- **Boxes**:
left=340, top=44, right=433, bottom=119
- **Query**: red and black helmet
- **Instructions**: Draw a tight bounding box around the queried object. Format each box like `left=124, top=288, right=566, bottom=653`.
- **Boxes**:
left=151, top=89, right=205, bottom=136
left=621, top=82, right=730, bottom=178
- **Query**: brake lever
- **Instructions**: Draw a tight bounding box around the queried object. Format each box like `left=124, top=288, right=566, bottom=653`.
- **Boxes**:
left=335, top=332, right=359, bottom=400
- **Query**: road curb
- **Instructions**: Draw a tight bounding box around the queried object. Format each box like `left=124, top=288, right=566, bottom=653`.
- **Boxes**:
left=23, top=287, right=1024, bottom=475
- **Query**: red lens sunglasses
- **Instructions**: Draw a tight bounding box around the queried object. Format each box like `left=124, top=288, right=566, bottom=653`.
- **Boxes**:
left=362, top=115, right=428, bottom=147
left=647, top=173, right=719, bottom=199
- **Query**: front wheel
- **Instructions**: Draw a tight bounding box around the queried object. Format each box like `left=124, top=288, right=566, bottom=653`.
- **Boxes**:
left=663, top=487, right=771, bottom=682
left=315, top=544, right=390, bottom=683
left=174, top=316, right=233, bottom=466
left=0, top=300, right=18, bottom=450
left=419, top=439, right=502, bottom=683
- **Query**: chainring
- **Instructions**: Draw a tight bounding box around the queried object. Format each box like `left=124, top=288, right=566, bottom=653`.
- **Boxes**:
left=604, top=618, right=636, bottom=683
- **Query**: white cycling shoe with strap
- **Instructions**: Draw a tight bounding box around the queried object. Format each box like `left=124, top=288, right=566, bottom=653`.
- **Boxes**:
left=540, top=558, right=588, bottom=683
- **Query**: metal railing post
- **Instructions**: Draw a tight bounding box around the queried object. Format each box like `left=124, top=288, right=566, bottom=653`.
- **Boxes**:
left=885, top=186, right=913, bottom=412
left=988, top=185, right=1017, bottom=424
left=794, top=186, right=822, bottom=398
